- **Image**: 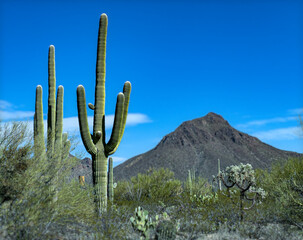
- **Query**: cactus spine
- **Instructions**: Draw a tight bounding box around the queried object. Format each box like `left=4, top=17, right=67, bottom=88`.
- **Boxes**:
left=34, top=45, right=71, bottom=201
left=76, top=13, right=131, bottom=214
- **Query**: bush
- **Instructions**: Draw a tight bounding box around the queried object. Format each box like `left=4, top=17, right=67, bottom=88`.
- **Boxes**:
left=0, top=121, right=100, bottom=239
left=115, top=167, right=183, bottom=206
left=255, top=157, right=303, bottom=228
left=0, top=121, right=33, bottom=205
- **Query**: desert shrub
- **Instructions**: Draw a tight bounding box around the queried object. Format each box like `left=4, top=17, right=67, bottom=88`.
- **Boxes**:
left=255, top=157, right=303, bottom=228
left=114, top=168, right=183, bottom=206
left=0, top=121, right=33, bottom=205
left=180, top=170, right=214, bottom=207
left=0, top=121, right=103, bottom=239
left=113, top=179, right=145, bottom=210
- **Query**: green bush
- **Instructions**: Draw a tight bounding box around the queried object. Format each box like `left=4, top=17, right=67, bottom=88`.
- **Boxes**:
left=0, top=121, right=33, bottom=205
left=255, top=157, right=303, bottom=227
left=0, top=121, right=102, bottom=239
left=115, top=168, right=183, bottom=206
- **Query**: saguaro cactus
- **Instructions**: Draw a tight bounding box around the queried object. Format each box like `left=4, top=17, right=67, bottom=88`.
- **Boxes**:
left=34, top=45, right=70, bottom=160
left=76, top=13, right=131, bottom=214
left=34, top=45, right=71, bottom=201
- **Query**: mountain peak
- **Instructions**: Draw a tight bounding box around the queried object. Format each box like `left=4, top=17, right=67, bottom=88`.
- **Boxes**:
left=203, top=112, right=227, bottom=124
left=113, top=113, right=302, bottom=183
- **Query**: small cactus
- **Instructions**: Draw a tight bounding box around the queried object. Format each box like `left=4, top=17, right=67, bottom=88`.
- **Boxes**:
left=129, top=206, right=158, bottom=240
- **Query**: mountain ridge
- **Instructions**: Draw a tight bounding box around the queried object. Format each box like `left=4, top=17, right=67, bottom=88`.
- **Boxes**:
left=70, top=112, right=302, bottom=184
left=113, top=112, right=302, bottom=182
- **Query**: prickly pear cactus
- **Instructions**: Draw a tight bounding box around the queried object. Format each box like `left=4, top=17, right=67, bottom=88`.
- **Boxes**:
left=155, top=220, right=177, bottom=240
left=129, top=206, right=158, bottom=240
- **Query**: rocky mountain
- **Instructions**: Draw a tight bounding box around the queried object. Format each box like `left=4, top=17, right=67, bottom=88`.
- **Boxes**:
left=112, top=112, right=302, bottom=183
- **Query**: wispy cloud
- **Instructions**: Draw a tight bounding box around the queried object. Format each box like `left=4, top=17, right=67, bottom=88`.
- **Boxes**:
left=0, top=110, right=35, bottom=121
left=288, top=108, right=303, bottom=115
left=0, top=100, right=13, bottom=110
left=63, top=113, right=151, bottom=133
left=236, top=116, right=297, bottom=129
left=1, top=113, right=151, bottom=135
left=111, top=156, right=127, bottom=163
left=252, top=127, right=302, bottom=141
left=0, top=100, right=35, bottom=121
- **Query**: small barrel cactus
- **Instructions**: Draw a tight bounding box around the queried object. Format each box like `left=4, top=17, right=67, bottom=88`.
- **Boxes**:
left=155, top=220, right=177, bottom=240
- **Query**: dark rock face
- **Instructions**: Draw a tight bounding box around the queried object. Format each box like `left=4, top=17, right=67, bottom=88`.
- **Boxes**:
left=113, top=112, right=303, bottom=183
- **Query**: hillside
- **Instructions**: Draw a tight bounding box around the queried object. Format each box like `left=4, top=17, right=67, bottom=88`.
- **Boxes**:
left=113, top=112, right=302, bottom=183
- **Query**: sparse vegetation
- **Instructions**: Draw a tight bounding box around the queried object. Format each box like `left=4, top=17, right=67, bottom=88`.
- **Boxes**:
left=1, top=121, right=303, bottom=239
left=1, top=11, right=302, bottom=239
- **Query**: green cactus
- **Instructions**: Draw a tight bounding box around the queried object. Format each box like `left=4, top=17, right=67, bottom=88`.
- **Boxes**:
left=216, top=163, right=266, bottom=221
left=188, top=170, right=193, bottom=196
left=155, top=220, right=177, bottom=240
left=34, top=45, right=71, bottom=201
left=76, top=13, right=131, bottom=214
left=34, top=45, right=70, bottom=161
left=130, top=206, right=158, bottom=240
left=107, top=157, right=114, bottom=203
left=34, top=86, right=45, bottom=157
left=218, top=158, right=222, bottom=191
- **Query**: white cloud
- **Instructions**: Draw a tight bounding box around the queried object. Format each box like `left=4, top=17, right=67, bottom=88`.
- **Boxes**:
left=0, top=100, right=34, bottom=121
left=111, top=156, right=127, bottom=163
left=62, top=113, right=151, bottom=133
left=252, top=127, right=303, bottom=141
left=236, top=116, right=297, bottom=129
left=0, top=100, right=13, bottom=110
left=1, top=113, right=150, bottom=135
left=0, top=110, right=35, bottom=121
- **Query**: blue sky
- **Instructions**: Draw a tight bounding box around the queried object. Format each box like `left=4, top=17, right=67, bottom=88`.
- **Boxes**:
left=1, top=0, right=302, bottom=168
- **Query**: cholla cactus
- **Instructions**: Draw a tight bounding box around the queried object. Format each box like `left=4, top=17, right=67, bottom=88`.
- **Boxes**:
left=130, top=206, right=158, bottom=240
left=214, top=163, right=266, bottom=221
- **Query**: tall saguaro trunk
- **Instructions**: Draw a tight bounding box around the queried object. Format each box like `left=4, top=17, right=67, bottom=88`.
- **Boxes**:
left=77, top=14, right=131, bottom=215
